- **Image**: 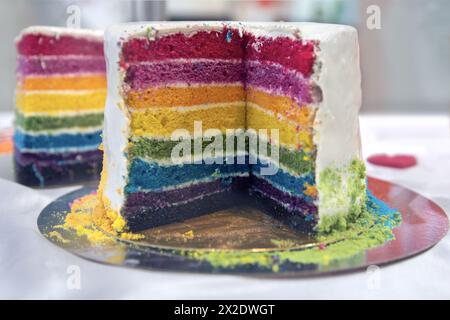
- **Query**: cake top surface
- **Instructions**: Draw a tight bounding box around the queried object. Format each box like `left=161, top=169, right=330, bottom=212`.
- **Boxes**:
left=106, top=21, right=356, bottom=42
left=16, top=26, right=104, bottom=42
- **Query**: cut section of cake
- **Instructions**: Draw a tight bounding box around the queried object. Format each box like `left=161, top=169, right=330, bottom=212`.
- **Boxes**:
left=14, top=26, right=106, bottom=186
left=95, top=22, right=366, bottom=235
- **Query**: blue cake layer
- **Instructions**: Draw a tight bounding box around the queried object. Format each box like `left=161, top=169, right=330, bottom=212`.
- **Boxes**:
left=251, top=162, right=315, bottom=198
left=125, top=157, right=249, bottom=193
left=14, top=129, right=102, bottom=150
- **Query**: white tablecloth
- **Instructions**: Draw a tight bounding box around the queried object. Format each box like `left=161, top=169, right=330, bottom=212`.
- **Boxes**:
left=0, top=113, right=449, bottom=299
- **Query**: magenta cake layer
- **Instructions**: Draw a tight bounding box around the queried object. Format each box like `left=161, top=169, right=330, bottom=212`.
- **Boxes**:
left=124, top=60, right=244, bottom=90
left=250, top=175, right=317, bottom=216
left=122, top=29, right=244, bottom=63
left=17, top=56, right=106, bottom=76
left=246, top=60, right=315, bottom=104
left=246, top=34, right=315, bottom=77
left=123, top=60, right=315, bottom=103
left=17, top=34, right=104, bottom=56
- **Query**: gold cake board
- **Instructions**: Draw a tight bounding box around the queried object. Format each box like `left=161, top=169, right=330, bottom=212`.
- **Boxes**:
left=37, top=177, right=449, bottom=275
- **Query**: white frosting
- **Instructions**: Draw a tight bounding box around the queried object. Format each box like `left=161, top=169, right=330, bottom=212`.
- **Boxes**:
left=102, top=27, right=130, bottom=212
left=310, top=26, right=362, bottom=218
left=17, top=145, right=99, bottom=154
left=16, top=26, right=103, bottom=43
left=15, top=125, right=103, bottom=136
left=102, top=22, right=362, bottom=218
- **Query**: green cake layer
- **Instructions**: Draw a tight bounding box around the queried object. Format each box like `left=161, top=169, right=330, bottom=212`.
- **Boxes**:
left=129, top=135, right=315, bottom=175
left=15, top=112, right=104, bottom=132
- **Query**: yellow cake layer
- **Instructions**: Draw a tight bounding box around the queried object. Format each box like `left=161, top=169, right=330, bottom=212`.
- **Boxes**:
left=126, top=85, right=245, bottom=109
left=18, top=75, right=106, bottom=91
left=247, top=103, right=313, bottom=150
left=247, top=86, right=315, bottom=126
left=16, top=90, right=106, bottom=114
left=131, top=103, right=246, bottom=137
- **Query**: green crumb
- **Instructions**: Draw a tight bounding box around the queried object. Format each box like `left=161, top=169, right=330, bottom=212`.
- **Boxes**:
left=271, top=239, right=297, bottom=249
left=188, top=250, right=274, bottom=269
left=316, top=159, right=368, bottom=234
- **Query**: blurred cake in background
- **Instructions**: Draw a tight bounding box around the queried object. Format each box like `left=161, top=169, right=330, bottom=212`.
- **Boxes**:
left=14, top=26, right=105, bottom=187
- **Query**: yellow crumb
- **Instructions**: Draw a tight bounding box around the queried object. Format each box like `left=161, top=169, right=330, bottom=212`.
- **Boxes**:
left=120, top=232, right=146, bottom=241
left=183, top=230, right=195, bottom=240
left=47, top=231, right=69, bottom=244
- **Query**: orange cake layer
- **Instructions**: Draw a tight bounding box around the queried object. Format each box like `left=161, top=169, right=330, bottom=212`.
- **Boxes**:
left=125, top=85, right=245, bottom=109
left=18, top=74, right=107, bottom=90
left=246, top=86, right=315, bottom=126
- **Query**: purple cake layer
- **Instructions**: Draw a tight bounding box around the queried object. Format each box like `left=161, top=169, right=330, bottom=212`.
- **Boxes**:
left=124, top=60, right=245, bottom=90
left=123, top=176, right=249, bottom=215
left=246, top=60, right=315, bottom=105
left=123, top=59, right=316, bottom=104
left=14, top=148, right=102, bottom=168
left=250, top=175, right=317, bottom=216
left=17, top=56, right=106, bottom=76
left=14, top=156, right=102, bottom=187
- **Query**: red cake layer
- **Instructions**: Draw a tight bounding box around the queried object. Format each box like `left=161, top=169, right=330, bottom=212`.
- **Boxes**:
left=122, top=27, right=315, bottom=77
left=17, top=33, right=104, bottom=56
left=246, top=34, right=315, bottom=77
left=122, top=28, right=244, bottom=63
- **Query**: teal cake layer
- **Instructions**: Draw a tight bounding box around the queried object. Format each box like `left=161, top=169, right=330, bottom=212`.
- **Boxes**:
left=14, top=129, right=102, bottom=151
left=125, top=157, right=249, bottom=193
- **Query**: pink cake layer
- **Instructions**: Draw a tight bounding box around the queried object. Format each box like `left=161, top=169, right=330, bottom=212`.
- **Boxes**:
left=245, top=34, right=315, bottom=77
left=121, top=28, right=315, bottom=77
left=17, top=56, right=106, bottom=75
left=122, top=29, right=244, bottom=63
left=17, top=33, right=104, bottom=56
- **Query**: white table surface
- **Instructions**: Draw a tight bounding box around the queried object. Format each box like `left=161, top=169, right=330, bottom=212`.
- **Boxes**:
left=0, top=113, right=449, bottom=299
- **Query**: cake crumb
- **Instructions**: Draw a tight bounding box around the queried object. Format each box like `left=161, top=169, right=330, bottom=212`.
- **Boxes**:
left=47, top=231, right=69, bottom=244
left=183, top=230, right=195, bottom=240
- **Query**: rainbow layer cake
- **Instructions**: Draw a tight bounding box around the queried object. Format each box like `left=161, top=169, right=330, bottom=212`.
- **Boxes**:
left=95, top=22, right=366, bottom=235
left=14, top=26, right=106, bottom=186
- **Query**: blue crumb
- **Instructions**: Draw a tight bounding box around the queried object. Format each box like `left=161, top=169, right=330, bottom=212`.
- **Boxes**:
left=226, top=30, right=233, bottom=43
left=366, top=188, right=401, bottom=230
